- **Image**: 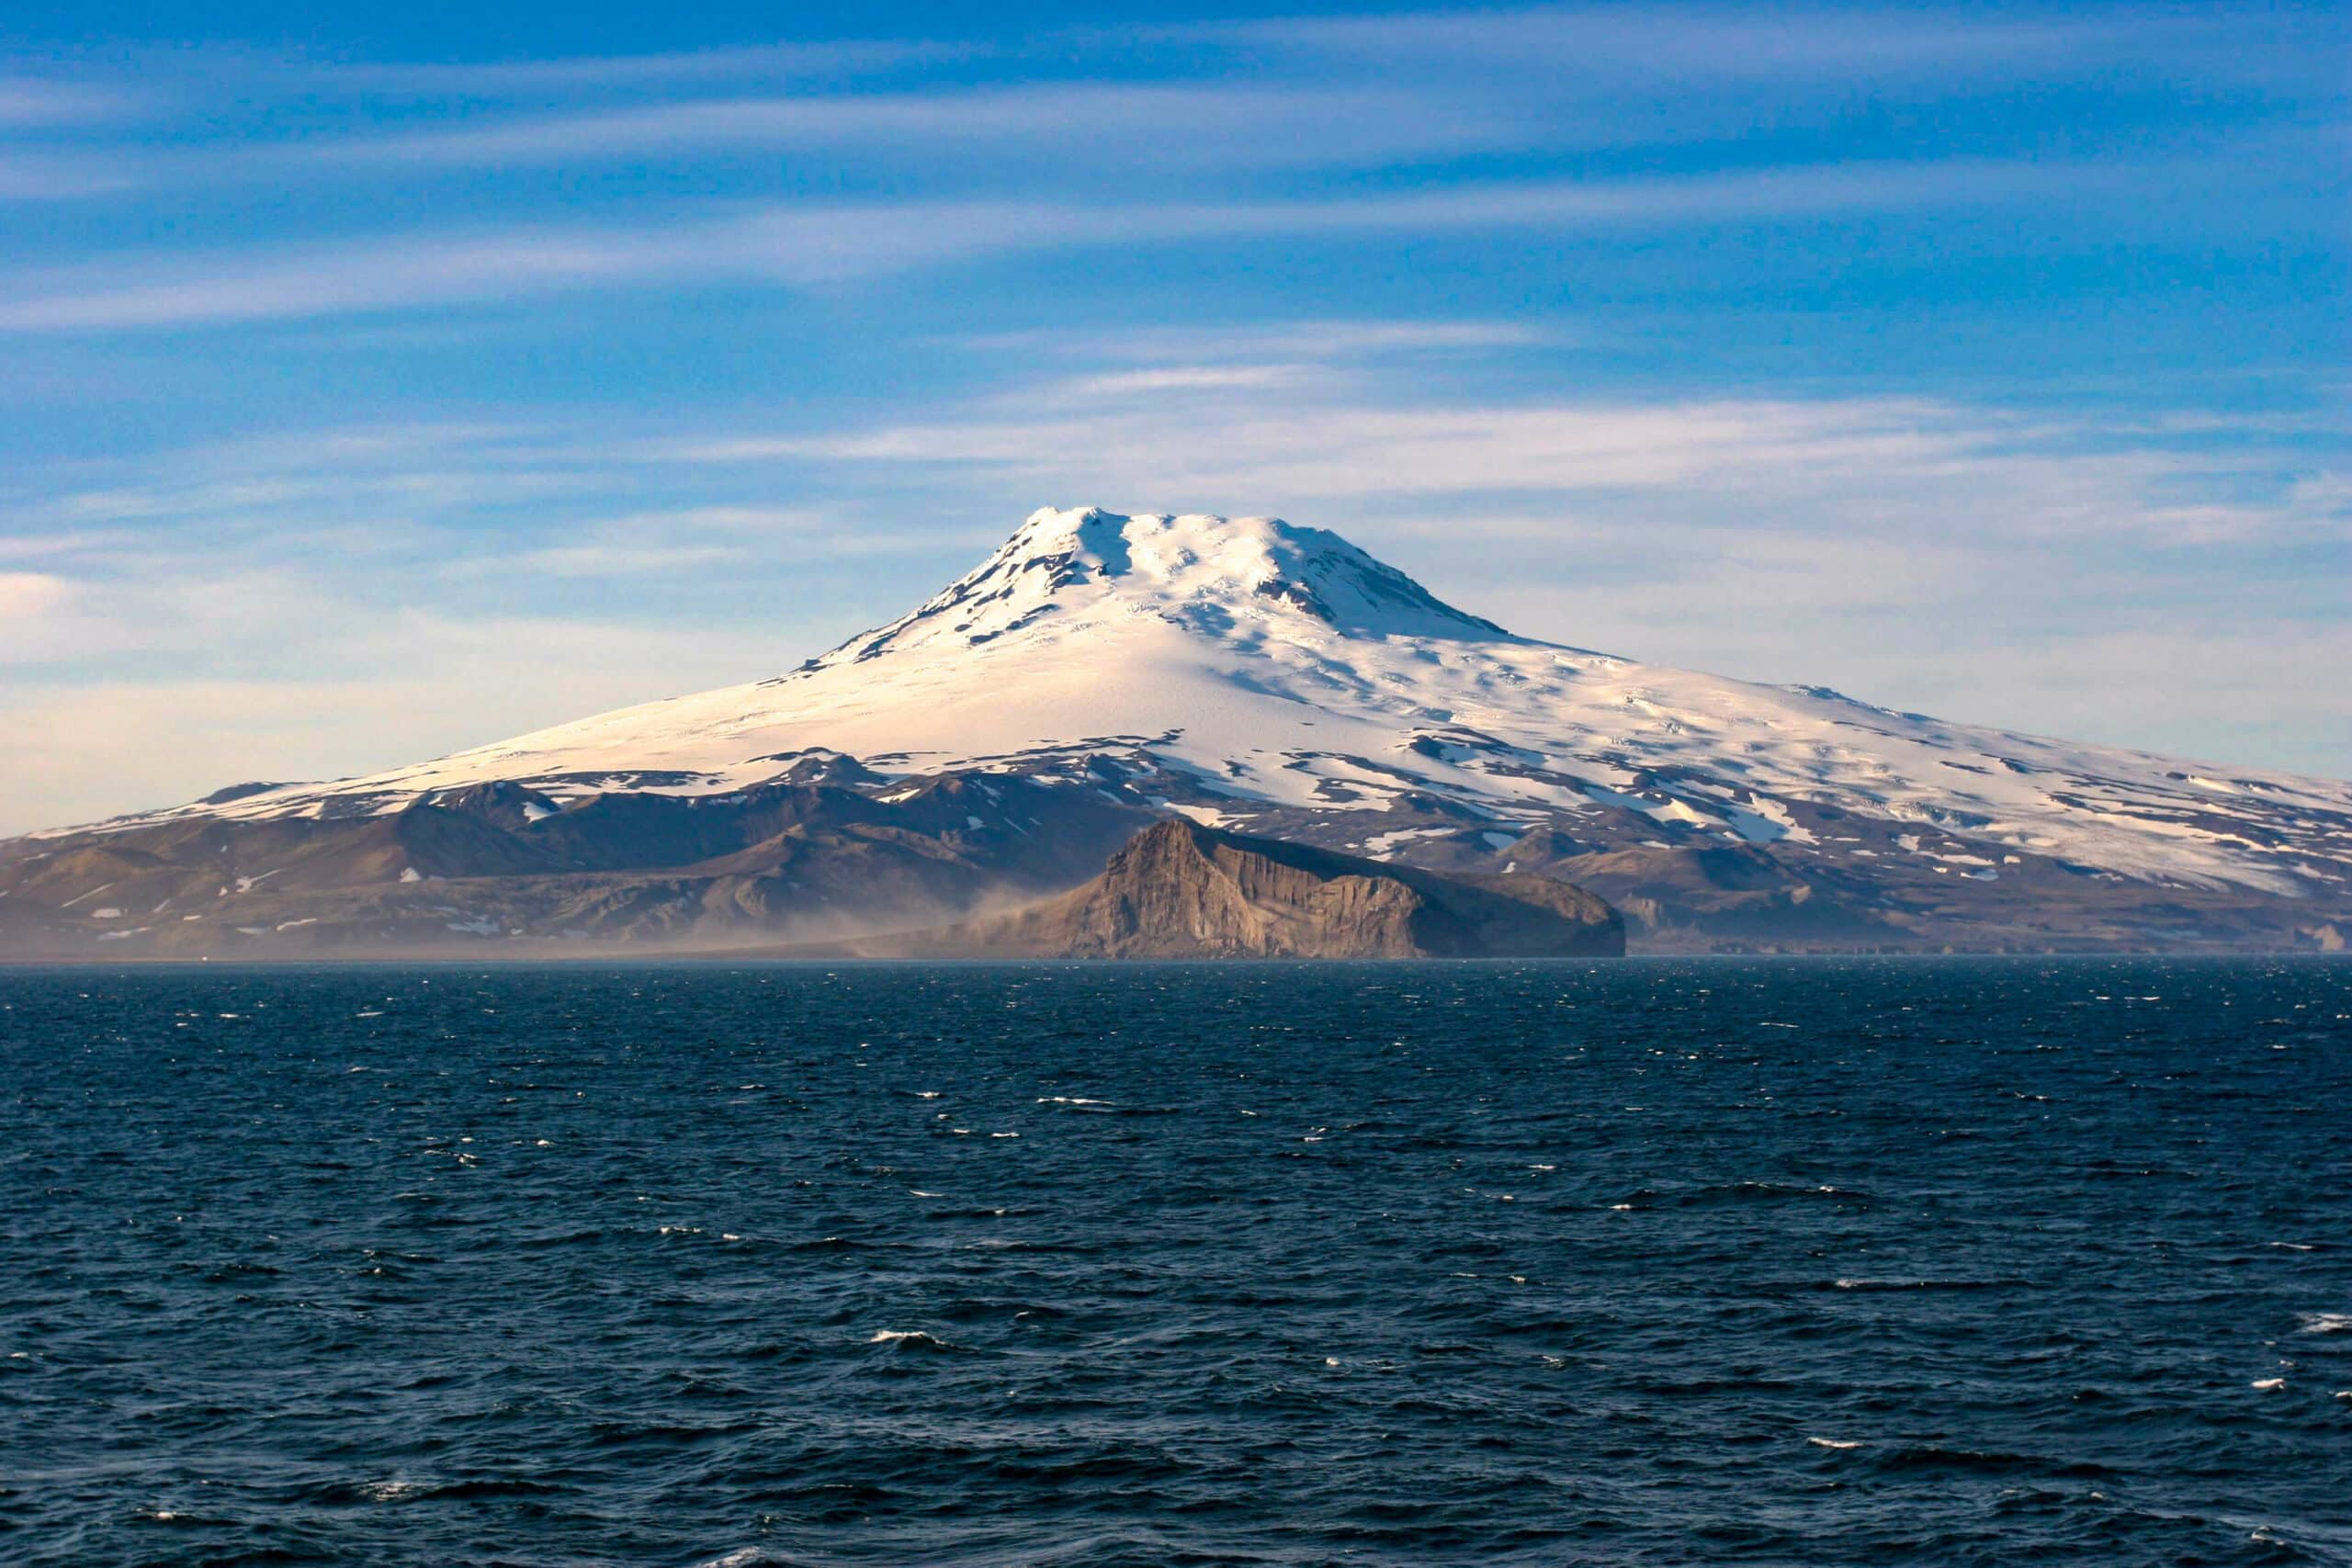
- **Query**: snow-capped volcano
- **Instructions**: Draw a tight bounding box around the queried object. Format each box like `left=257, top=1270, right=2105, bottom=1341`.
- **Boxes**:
left=83, top=505, right=2350, bottom=905
left=829, top=502, right=1511, bottom=652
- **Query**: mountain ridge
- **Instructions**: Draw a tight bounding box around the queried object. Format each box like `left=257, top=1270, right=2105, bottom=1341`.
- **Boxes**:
left=6, top=505, right=2346, bottom=955
left=803, top=818, right=1624, bottom=959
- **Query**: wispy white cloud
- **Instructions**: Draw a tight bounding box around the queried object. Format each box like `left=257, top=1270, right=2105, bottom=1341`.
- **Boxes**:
left=0, top=570, right=73, bottom=622
left=1226, top=4, right=2086, bottom=75
left=458, top=503, right=854, bottom=578
left=0, top=226, right=680, bottom=331
left=684, top=385, right=2346, bottom=547
left=0, top=76, right=130, bottom=127
left=508, top=541, right=748, bottom=577
left=1217, top=2, right=2334, bottom=86
left=0, top=149, right=135, bottom=200
left=276, top=81, right=1499, bottom=173
left=0, top=531, right=105, bottom=563
left=308, top=38, right=963, bottom=96
left=1056, top=365, right=1312, bottom=397
left=954, top=319, right=1555, bottom=360
left=0, top=153, right=2107, bottom=332
left=23, top=6, right=2323, bottom=216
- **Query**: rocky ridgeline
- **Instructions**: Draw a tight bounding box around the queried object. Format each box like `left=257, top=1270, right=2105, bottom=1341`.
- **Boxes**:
left=819, top=819, right=1624, bottom=959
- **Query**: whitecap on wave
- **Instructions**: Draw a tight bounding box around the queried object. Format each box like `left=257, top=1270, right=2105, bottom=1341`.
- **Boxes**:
left=360, top=1480, right=428, bottom=1502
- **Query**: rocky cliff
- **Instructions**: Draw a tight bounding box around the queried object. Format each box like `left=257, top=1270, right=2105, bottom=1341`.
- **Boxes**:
left=834, top=818, right=1624, bottom=958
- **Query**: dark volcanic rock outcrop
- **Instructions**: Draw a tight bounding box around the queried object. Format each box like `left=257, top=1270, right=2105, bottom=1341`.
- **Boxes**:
left=838, top=819, right=1623, bottom=958
left=0, top=768, right=1156, bottom=959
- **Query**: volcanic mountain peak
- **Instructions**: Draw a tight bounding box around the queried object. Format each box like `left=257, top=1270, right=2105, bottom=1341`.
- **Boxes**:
left=25, top=505, right=2352, bottom=931
left=805, top=507, right=1510, bottom=670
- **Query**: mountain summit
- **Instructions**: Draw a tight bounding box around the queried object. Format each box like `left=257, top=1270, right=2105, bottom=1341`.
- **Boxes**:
left=812, top=506, right=1510, bottom=658
left=7, top=506, right=2348, bottom=954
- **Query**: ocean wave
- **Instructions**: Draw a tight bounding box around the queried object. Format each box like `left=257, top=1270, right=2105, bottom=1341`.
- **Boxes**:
left=11, top=957, right=2350, bottom=1566
left=1826, top=1277, right=2027, bottom=1292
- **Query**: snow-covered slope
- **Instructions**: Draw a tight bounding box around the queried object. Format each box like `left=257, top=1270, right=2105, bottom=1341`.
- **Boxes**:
left=61, top=506, right=2352, bottom=899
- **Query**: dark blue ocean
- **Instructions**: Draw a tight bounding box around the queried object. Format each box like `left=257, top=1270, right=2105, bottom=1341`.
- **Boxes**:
left=3, top=959, right=2349, bottom=1567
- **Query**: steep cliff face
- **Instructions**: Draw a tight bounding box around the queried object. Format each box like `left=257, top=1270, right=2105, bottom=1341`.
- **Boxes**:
left=855, top=819, right=1623, bottom=958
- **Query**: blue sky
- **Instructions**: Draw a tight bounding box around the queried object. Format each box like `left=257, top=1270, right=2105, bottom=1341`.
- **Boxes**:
left=2, top=1, right=2345, bottom=831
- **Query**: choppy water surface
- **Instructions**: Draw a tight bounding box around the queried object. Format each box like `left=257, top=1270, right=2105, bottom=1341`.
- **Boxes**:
left=4, top=958, right=2350, bottom=1566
